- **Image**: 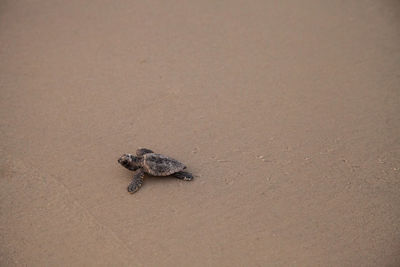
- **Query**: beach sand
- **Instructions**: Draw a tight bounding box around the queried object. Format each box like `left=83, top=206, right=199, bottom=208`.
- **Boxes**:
left=1, top=0, right=399, bottom=266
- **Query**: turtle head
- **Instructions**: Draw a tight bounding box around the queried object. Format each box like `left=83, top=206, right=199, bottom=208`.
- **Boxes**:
left=118, top=154, right=140, bottom=171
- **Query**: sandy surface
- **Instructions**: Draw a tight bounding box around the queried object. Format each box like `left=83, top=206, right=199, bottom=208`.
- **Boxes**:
left=1, top=0, right=399, bottom=266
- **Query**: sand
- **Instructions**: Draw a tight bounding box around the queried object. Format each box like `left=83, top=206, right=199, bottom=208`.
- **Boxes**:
left=1, top=0, right=399, bottom=266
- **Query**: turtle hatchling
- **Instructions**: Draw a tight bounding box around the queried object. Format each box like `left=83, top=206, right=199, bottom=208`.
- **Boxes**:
left=118, top=148, right=193, bottom=194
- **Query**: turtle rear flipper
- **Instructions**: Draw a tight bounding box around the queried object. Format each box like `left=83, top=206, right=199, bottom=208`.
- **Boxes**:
left=128, top=169, right=144, bottom=194
left=173, top=171, right=193, bottom=181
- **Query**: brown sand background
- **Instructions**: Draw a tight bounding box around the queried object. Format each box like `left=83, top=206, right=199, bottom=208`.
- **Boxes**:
left=1, top=0, right=399, bottom=266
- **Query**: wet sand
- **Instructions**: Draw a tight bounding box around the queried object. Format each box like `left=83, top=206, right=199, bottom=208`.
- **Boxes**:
left=1, top=1, right=399, bottom=266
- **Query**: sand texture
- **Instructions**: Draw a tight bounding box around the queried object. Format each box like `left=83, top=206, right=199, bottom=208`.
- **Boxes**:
left=1, top=0, right=399, bottom=266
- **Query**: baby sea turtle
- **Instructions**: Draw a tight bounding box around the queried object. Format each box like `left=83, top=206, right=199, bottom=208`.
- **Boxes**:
left=118, top=148, right=193, bottom=194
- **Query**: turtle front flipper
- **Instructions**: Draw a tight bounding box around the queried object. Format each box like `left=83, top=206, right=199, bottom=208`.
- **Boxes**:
left=173, top=171, right=193, bottom=181
left=136, top=148, right=154, bottom=157
left=128, top=168, right=144, bottom=194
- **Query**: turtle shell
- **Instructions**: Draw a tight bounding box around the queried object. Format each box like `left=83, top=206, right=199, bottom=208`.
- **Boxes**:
left=143, top=153, right=186, bottom=176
